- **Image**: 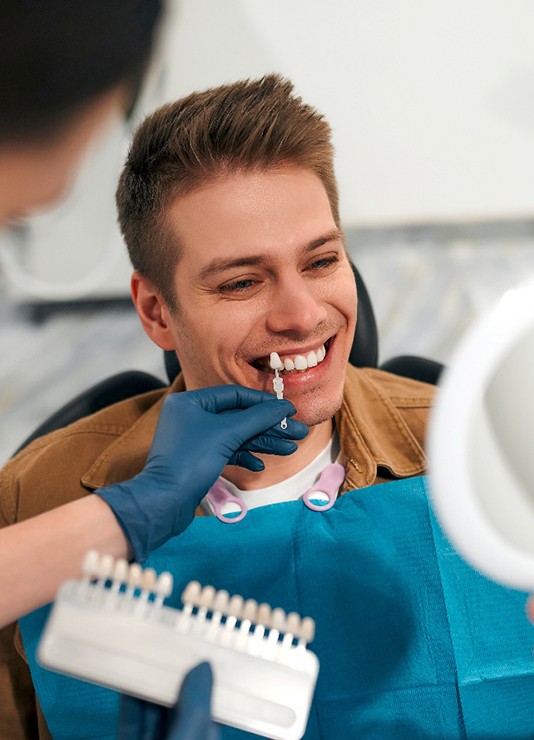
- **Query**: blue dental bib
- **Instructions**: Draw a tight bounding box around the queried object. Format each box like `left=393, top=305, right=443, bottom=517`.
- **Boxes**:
left=20, top=477, right=534, bottom=739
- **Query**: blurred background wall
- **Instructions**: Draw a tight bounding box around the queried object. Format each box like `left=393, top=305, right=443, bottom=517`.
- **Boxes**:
left=1, top=0, right=534, bottom=462
left=167, top=0, right=534, bottom=226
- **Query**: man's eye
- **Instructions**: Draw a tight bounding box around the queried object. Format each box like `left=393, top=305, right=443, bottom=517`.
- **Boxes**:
left=218, top=278, right=257, bottom=293
left=308, top=255, right=339, bottom=271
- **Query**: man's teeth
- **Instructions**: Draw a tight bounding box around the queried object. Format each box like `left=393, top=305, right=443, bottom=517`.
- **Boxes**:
left=269, top=345, right=326, bottom=373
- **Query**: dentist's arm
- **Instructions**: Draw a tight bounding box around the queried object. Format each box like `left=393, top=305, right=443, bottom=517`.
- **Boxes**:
left=0, top=386, right=307, bottom=627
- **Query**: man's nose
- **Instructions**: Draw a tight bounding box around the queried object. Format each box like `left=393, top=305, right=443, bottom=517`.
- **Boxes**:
left=266, top=275, right=328, bottom=335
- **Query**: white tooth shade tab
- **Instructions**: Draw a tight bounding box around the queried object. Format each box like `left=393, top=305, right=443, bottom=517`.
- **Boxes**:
left=155, top=572, right=173, bottom=600
left=258, top=602, right=272, bottom=625
left=200, top=585, right=216, bottom=609
left=243, top=598, right=258, bottom=621
left=82, top=550, right=100, bottom=579
left=182, top=580, right=202, bottom=607
left=300, top=616, right=316, bottom=644
left=269, top=352, right=283, bottom=370
left=213, top=589, right=230, bottom=613
left=228, top=594, right=245, bottom=617
left=141, top=568, right=157, bottom=593
left=127, top=563, right=143, bottom=591
left=99, top=554, right=115, bottom=581
left=113, top=558, right=129, bottom=584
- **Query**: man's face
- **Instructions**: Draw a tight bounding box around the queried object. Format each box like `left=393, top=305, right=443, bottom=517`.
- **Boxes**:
left=164, top=167, right=357, bottom=427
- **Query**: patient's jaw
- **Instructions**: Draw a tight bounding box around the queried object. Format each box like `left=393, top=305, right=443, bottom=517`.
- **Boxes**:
left=134, top=166, right=357, bottom=480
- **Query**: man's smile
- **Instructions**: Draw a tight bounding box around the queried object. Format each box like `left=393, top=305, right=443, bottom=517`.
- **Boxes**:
left=246, top=336, right=340, bottom=393
left=252, top=338, right=333, bottom=374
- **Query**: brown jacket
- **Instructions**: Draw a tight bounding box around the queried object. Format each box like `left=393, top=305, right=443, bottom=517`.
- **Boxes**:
left=0, top=365, right=435, bottom=739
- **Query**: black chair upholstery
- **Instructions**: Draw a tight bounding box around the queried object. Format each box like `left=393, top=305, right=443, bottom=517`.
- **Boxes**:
left=349, top=262, right=379, bottom=369
left=13, top=262, right=442, bottom=456
left=13, top=371, right=166, bottom=456
left=380, top=355, right=444, bottom=386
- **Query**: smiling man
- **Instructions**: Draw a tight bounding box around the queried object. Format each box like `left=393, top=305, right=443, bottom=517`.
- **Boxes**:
left=0, top=75, right=436, bottom=736
left=118, top=75, right=434, bottom=504
left=131, top=168, right=358, bottom=492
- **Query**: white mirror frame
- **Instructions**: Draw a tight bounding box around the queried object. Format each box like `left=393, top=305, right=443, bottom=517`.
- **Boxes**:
left=428, top=279, right=534, bottom=591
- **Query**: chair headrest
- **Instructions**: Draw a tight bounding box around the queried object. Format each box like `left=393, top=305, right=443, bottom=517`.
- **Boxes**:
left=164, top=261, right=378, bottom=384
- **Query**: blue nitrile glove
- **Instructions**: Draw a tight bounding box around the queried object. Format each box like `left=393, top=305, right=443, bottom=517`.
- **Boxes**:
left=118, top=662, right=220, bottom=740
left=96, top=385, right=307, bottom=561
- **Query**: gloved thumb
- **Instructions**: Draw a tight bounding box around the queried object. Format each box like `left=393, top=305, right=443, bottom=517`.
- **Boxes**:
left=167, top=662, right=220, bottom=740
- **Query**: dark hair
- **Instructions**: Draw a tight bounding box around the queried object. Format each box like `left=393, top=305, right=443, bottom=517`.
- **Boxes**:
left=0, top=0, right=163, bottom=141
left=116, top=74, right=339, bottom=309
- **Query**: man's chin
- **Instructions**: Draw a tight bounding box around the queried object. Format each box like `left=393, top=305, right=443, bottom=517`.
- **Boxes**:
left=292, top=393, right=344, bottom=428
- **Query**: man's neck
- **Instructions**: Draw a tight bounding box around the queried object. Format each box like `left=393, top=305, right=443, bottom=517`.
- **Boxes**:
left=223, top=419, right=334, bottom=490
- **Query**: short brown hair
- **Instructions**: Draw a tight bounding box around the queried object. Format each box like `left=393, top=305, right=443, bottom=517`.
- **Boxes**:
left=116, top=74, right=339, bottom=308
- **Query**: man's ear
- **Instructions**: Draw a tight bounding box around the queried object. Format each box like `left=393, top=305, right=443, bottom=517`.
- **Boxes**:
left=131, top=271, right=176, bottom=350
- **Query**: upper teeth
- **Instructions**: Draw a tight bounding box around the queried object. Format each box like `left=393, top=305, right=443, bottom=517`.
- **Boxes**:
left=269, top=345, right=326, bottom=373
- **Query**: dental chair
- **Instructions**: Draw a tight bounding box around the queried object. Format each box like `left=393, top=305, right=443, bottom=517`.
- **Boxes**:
left=13, top=264, right=444, bottom=455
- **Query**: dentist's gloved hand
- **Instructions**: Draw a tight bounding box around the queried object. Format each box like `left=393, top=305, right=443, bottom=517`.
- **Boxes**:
left=119, top=662, right=220, bottom=740
left=97, top=385, right=307, bottom=561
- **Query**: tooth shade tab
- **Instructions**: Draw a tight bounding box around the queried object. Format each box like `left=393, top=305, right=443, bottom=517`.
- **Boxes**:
left=269, top=352, right=283, bottom=370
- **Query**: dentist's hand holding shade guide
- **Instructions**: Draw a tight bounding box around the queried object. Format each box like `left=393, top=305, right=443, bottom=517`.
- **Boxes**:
left=38, top=552, right=320, bottom=740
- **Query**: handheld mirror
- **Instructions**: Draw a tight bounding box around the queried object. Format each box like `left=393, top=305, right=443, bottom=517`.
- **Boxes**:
left=428, top=279, right=534, bottom=591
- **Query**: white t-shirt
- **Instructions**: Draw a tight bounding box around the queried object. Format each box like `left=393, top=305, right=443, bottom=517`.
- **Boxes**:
left=201, top=433, right=341, bottom=515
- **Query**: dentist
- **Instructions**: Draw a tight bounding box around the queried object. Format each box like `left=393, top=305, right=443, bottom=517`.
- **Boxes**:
left=0, top=0, right=307, bottom=629
left=0, top=5, right=309, bottom=738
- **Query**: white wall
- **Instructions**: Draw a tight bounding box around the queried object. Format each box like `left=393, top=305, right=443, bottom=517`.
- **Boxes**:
left=159, top=0, right=534, bottom=226
left=3, top=0, right=534, bottom=301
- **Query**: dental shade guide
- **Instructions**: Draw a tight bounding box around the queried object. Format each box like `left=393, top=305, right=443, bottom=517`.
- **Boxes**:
left=38, top=551, right=319, bottom=740
left=269, top=352, right=288, bottom=429
left=274, top=370, right=287, bottom=430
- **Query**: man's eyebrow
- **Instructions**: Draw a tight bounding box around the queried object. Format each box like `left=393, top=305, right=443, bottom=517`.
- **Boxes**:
left=304, top=228, right=344, bottom=253
left=198, top=229, right=344, bottom=281
left=198, top=255, right=265, bottom=281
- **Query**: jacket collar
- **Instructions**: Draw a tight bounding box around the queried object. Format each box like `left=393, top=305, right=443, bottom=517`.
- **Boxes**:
left=336, top=365, right=427, bottom=490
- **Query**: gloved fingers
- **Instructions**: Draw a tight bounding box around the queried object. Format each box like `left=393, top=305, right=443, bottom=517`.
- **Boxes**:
left=221, top=398, right=301, bottom=445
left=185, top=385, right=285, bottom=414
left=242, top=436, right=298, bottom=456
left=251, top=417, right=308, bottom=441
left=168, top=662, right=220, bottom=740
left=229, top=450, right=265, bottom=471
